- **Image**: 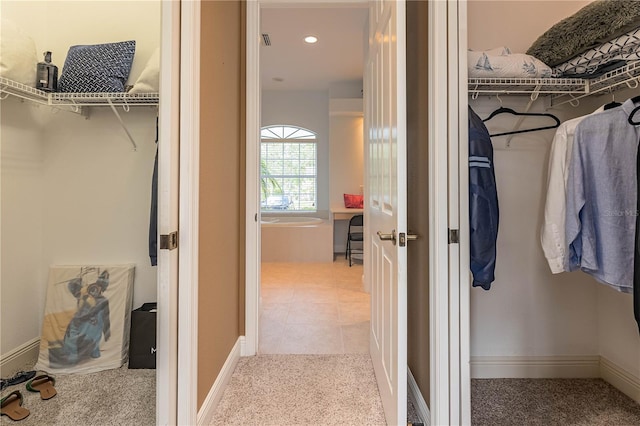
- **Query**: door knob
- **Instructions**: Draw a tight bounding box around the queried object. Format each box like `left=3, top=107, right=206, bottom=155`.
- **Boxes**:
left=377, top=230, right=397, bottom=245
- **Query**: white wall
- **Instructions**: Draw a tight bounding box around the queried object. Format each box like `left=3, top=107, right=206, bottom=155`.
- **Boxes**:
left=329, top=80, right=363, bottom=99
left=1, top=99, right=46, bottom=354
left=468, top=0, right=640, bottom=384
left=329, top=100, right=364, bottom=207
left=261, top=90, right=364, bottom=253
left=329, top=99, right=364, bottom=253
left=1, top=1, right=160, bottom=357
left=469, top=97, right=600, bottom=359
left=589, top=85, right=640, bottom=382
left=41, top=108, right=158, bottom=305
left=261, top=90, right=330, bottom=212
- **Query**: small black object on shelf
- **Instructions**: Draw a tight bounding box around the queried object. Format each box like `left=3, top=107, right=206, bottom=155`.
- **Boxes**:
left=36, top=51, right=58, bottom=92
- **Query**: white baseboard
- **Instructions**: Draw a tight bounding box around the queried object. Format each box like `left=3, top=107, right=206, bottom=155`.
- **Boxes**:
left=469, top=355, right=640, bottom=404
left=470, top=355, right=601, bottom=379
left=0, top=338, right=40, bottom=375
left=600, top=356, right=640, bottom=404
left=196, top=336, right=243, bottom=425
left=240, top=335, right=247, bottom=357
left=407, top=368, right=430, bottom=426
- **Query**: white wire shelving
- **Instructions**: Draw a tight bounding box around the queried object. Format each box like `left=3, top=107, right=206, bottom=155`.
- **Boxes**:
left=468, top=77, right=586, bottom=98
left=468, top=61, right=640, bottom=106
left=0, top=77, right=159, bottom=150
left=468, top=61, right=640, bottom=147
left=0, top=77, right=159, bottom=108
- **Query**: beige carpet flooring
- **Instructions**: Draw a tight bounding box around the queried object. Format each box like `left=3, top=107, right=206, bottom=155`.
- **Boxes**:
left=211, top=361, right=640, bottom=426
left=472, top=378, right=640, bottom=426
left=210, top=354, right=386, bottom=426
left=0, top=364, right=155, bottom=426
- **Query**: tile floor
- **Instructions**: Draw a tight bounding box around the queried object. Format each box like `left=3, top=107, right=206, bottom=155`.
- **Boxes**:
left=259, top=258, right=370, bottom=354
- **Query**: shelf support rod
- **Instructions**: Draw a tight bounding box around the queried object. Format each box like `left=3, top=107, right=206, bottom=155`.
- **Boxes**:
left=107, top=98, right=138, bottom=151
left=505, top=96, right=536, bottom=147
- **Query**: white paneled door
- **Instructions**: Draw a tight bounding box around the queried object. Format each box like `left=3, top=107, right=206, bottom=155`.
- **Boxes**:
left=364, top=1, right=407, bottom=424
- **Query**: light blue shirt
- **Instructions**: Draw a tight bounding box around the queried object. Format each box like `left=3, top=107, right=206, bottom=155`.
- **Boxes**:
left=566, top=99, right=640, bottom=293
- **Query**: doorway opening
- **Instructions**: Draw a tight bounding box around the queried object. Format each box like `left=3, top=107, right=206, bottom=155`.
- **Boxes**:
left=257, top=5, right=369, bottom=355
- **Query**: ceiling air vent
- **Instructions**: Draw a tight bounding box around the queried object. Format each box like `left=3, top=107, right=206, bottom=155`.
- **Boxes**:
left=262, top=33, right=271, bottom=46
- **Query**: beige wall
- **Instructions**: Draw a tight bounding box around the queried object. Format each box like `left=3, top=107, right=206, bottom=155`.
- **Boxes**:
left=198, top=0, right=245, bottom=409
left=406, top=0, right=430, bottom=404
left=467, top=0, right=591, bottom=53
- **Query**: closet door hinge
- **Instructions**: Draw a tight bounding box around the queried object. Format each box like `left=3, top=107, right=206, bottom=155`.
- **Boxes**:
left=160, top=231, right=179, bottom=250
left=448, top=229, right=460, bottom=244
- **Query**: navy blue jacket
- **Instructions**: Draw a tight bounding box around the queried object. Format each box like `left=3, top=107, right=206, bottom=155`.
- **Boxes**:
left=469, top=106, right=499, bottom=290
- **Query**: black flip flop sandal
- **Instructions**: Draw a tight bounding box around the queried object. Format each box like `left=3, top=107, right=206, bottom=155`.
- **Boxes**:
left=0, top=371, right=36, bottom=391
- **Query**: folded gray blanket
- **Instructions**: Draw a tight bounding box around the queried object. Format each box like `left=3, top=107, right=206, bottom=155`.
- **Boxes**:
left=526, top=0, right=640, bottom=67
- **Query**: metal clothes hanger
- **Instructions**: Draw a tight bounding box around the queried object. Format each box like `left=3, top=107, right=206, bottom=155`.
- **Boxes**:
left=482, top=105, right=561, bottom=137
left=628, top=95, right=640, bottom=125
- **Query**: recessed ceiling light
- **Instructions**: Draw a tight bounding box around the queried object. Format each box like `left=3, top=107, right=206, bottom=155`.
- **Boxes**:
left=304, top=36, right=318, bottom=44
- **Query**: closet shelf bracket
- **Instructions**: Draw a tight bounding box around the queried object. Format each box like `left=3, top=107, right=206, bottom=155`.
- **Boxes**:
left=0, top=77, right=159, bottom=151
left=500, top=85, right=544, bottom=146
left=503, top=98, right=535, bottom=148
left=107, top=99, right=138, bottom=151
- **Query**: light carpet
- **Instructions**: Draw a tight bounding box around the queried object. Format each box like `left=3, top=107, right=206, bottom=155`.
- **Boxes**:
left=211, top=354, right=386, bottom=426
left=472, top=378, right=640, bottom=426
left=0, top=365, right=155, bottom=426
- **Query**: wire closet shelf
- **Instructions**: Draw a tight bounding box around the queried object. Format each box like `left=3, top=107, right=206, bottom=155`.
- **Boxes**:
left=0, top=77, right=159, bottom=151
left=468, top=60, right=640, bottom=106
left=0, top=77, right=159, bottom=109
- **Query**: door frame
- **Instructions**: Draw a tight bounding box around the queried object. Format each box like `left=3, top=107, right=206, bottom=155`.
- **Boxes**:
left=175, top=1, right=201, bottom=425
left=157, top=0, right=203, bottom=424
left=157, top=0, right=184, bottom=424
left=245, top=0, right=471, bottom=424
left=427, top=0, right=470, bottom=424
left=244, top=0, right=261, bottom=357
left=244, top=0, right=370, bottom=357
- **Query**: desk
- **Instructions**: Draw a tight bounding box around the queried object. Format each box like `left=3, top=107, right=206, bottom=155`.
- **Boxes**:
left=331, top=206, right=364, bottom=221
left=330, top=206, right=363, bottom=257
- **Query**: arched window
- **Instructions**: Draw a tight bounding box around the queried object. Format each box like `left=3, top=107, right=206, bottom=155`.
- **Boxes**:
left=260, top=125, right=317, bottom=212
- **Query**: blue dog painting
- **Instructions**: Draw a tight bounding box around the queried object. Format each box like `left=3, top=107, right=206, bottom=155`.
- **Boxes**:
left=49, top=270, right=111, bottom=367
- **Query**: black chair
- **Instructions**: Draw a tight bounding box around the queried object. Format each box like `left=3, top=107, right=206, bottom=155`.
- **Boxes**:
left=345, top=214, right=364, bottom=266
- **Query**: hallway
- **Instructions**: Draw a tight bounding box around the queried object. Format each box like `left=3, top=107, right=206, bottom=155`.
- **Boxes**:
left=209, top=260, right=386, bottom=425
left=210, top=353, right=386, bottom=425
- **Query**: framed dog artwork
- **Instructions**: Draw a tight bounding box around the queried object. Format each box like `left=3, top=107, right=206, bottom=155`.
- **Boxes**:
left=35, top=265, right=135, bottom=374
